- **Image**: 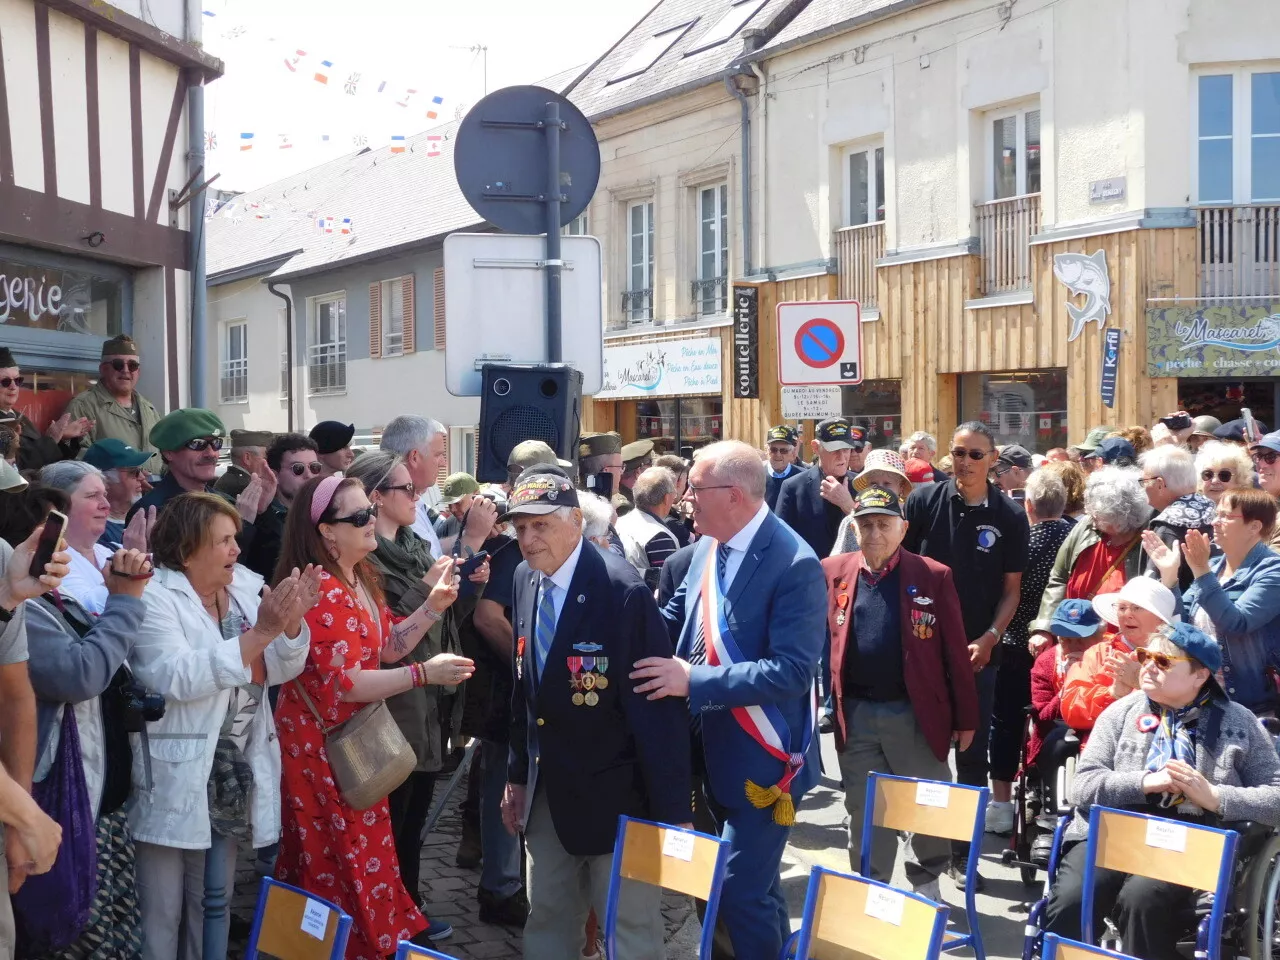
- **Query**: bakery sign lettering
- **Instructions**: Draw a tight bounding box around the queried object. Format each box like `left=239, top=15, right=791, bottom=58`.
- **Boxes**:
left=0, top=270, right=63, bottom=324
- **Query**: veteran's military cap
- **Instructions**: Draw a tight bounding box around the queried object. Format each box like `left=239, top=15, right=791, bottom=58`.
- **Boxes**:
left=578, top=432, right=622, bottom=458
left=149, top=408, right=225, bottom=452
left=499, top=471, right=580, bottom=520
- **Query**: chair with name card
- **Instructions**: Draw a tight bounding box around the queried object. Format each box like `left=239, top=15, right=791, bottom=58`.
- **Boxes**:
left=1041, top=934, right=1136, bottom=960
left=859, top=772, right=989, bottom=959
left=604, top=815, right=730, bottom=960
left=1078, top=806, right=1238, bottom=960
left=394, top=943, right=463, bottom=960
left=245, top=877, right=353, bottom=960
left=782, top=865, right=950, bottom=960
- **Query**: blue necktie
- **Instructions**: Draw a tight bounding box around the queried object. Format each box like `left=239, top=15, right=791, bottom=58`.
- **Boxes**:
left=535, top=580, right=557, bottom=679
left=688, top=543, right=731, bottom=666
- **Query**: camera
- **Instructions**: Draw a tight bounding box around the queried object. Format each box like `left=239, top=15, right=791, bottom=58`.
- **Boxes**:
left=117, top=678, right=165, bottom=732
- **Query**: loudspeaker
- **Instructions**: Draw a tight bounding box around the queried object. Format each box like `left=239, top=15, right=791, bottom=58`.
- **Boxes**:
left=477, top=364, right=583, bottom=482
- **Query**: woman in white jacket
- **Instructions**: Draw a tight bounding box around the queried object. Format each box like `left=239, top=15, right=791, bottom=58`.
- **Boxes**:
left=128, top=492, right=321, bottom=960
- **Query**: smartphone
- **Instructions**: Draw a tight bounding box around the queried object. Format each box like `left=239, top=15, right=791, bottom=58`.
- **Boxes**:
left=31, top=509, right=67, bottom=582
left=458, top=550, right=490, bottom=578
left=1243, top=408, right=1262, bottom=444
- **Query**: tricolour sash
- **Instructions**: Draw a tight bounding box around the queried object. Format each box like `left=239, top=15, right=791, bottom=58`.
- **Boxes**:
left=699, top=540, right=815, bottom=826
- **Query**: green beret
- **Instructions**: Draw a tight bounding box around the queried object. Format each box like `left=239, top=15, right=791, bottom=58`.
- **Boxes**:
left=229, top=429, right=274, bottom=449
left=150, top=408, right=225, bottom=452
left=579, top=432, right=622, bottom=458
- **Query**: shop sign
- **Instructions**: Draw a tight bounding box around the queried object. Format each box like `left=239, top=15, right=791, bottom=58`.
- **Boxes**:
left=0, top=269, right=63, bottom=325
left=1089, top=177, right=1127, bottom=204
left=732, top=284, right=758, bottom=400
left=781, top=386, right=842, bottom=421
left=1100, top=328, right=1121, bottom=408
left=1146, top=304, right=1280, bottom=378
left=597, top=338, right=722, bottom=400
left=1053, top=250, right=1112, bottom=342
left=0, top=257, right=123, bottom=336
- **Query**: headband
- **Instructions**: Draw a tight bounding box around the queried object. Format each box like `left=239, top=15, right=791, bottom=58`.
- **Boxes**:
left=310, top=475, right=344, bottom=525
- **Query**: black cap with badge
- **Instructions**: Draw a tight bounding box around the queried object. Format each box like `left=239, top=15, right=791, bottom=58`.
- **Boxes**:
left=816, top=418, right=865, bottom=451
left=498, top=471, right=580, bottom=521
left=852, top=485, right=904, bottom=518
left=766, top=425, right=797, bottom=445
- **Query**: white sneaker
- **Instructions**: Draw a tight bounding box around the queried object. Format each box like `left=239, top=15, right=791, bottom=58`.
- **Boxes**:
left=913, top=878, right=942, bottom=903
left=985, top=801, right=1015, bottom=835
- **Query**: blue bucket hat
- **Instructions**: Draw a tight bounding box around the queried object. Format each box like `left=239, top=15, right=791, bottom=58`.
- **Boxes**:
left=1048, top=599, right=1104, bottom=639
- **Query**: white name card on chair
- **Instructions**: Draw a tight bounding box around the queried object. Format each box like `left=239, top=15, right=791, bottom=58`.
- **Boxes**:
left=301, top=900, right=331, bottom=940
left=864, top=886, right=905, bottom=926
left=1145, top=819, right=1187, bottom=853
left=915, top=782, right=950, bottom=808
left=662, top=830, right=695, bottom=862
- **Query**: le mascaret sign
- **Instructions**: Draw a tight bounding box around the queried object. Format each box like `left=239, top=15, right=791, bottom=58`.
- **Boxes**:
left=1147, top=305, right=1280, bottom=378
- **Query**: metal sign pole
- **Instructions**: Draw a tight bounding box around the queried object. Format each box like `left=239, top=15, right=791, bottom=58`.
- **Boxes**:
left=544, top=100, right=564, bottom=363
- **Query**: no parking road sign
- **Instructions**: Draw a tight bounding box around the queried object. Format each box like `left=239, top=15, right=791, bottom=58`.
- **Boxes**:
left=777, top=300, right=862, bottom=386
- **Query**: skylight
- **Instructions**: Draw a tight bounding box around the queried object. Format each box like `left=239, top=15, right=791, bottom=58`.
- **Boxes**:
left=685, top=0, right=767, bottom=55
left=608, top=22, right=695, bottom=83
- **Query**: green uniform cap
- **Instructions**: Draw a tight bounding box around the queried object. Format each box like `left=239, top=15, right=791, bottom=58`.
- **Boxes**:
left=149, top=408, right=225, bottom=452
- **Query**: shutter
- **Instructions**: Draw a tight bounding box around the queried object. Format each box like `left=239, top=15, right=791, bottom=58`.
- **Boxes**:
left=441, top=430, right=449, bottom=475
left=368, top=281, right=382, bottom=359
left=402, top=274, right=416, bottom=354
left=473, top=428, right=480, bottom=474
left=433, top=267, right=446, bottom=350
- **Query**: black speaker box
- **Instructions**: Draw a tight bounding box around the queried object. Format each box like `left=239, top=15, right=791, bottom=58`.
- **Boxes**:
left=477, top=364, right=583, bottom=482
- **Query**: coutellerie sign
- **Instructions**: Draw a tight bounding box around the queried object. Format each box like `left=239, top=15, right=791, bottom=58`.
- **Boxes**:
left=731, top=284, right=758, bottom=399
left=1147, top=305, right=1280, bottom=377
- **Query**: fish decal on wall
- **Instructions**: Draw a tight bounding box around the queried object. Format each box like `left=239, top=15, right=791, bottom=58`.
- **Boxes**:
left=1053, top=250, right=1112, bottom=342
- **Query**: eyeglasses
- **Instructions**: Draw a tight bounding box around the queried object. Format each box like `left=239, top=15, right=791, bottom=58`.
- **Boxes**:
left=950, top=448, right=991, bottom=461
left=1254, top=450, right=1280, bottom=466
left=328, top=504, right=378, bottom=528
left=378, top=482, right=417, bottom=497
left=0, top=377, right=24, bottom=389
left=108, top=359, right=141, bottom=373
left=1135, top=648, right=1194, bottom=671
left=1139, top=476, right=1161, bottom=486
left=1213, top=512, right=1245, bottom=523
left=686, top=483, right=736, bottom=497
left=1201, top=469, right=1233, bottom=483
left=992, top=463, right=1013, bottom=476
left=287, top=461, right=324, bottom=477
left=183, top=437, right=224, bottom=452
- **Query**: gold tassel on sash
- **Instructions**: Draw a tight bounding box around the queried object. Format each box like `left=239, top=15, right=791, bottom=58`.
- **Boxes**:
left=744, top=780, right=796, bottom=826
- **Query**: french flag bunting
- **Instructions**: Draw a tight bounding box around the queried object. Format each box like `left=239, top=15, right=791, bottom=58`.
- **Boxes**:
left=239, top=132, right=254, bottom=151
left=338, top=218, right=353, bottom=235
left=390, top=136, right=406, bottom=154
left=317, top=217, right=334, bottom=233
left=314, top=60, right=333, bottom=84
left=426, top=94, right=444, bottom=120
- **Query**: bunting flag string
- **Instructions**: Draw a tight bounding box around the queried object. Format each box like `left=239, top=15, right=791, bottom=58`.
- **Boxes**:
left=211, top=129, right=451, bottom=154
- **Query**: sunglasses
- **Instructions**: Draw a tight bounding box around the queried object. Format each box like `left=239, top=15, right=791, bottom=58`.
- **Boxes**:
left=109, top=359, right=141, bottom=373
left=287, top=461, right=324, bottom=477
left=1135, top=648, right=1194, bottom=671
left=950, top=447, right=991, bottom=461
left=1201, top=469, right=1233, bottom=483
left=378, top=482, right=417, bottom=496
left=328, top=504, right=378, bottom=528
left=183, top=437, right=224, bottom=452
left=1254, top=450, right=1280, bottom=466
left=0, top=377, right=24, bottom=389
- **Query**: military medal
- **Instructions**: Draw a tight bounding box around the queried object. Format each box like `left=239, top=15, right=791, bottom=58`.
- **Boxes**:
left=594, top=657, right=609, bottom=689
left=584, top=691, right=599, bottom=706
left=581, top=672, right=597, bottom=691
left=835, top=592, right=849, bottom=627
left=595, top=675, right=609, bottom=690
left=572, top=692, right=585, bottom=706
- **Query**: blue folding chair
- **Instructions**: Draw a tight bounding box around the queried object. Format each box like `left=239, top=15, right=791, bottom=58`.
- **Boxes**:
left=860, top=772, right=989, bottom=959
left=1022, top=815, right=1072, bottom=960
left=1042, top=934, right=1136, bottom=959
left=245, top=877, right=352, bottom=960
left=394, top=943, right=462, bottom=960
left=605, top=815, right=730, bottom=960
left=1078, top=806, right=1238, bottom=960
left=783, top=865, right=949, bottom=959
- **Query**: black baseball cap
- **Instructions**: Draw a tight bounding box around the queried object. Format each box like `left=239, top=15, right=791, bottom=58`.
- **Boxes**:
left=851, top=485, right=904, bottom=518
left=498, top=471, right=580, bottom=521
left=767, top=425, right=797, bottom=445
left=996, top=444, right=1033, bottom=470
left=817, top=418, right=866, bottom=451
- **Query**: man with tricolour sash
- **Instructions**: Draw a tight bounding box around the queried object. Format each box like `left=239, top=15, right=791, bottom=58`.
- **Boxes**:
left=632, top=440, right=825, bottom=960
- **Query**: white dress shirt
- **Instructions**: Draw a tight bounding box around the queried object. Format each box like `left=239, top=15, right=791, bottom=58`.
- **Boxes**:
left=412, top=498, right=444, bottom=557
left=718, top=502, right=770, bottom=589
left=538, top=535, right=585, bottom=624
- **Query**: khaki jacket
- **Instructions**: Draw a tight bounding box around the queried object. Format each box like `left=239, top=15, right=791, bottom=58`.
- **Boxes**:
left=64, top=382, right=162, bottom=474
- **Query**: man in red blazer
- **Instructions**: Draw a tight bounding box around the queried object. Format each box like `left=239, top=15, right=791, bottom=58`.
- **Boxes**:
left=821, top=486, right=979, bottom=900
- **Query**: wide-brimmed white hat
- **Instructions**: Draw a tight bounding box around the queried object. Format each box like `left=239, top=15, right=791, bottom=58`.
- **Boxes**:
left=1092, top=576, right=1178, bottom=628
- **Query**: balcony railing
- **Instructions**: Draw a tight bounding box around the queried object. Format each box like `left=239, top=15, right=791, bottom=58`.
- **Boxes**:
left=307, top=341, right=346, bottom=395
left=834, top=222, right=885, bottom=309
left=610, top=289, right=654, bottom=331
left=692, top=276, right=728, bottom=317
left=1198, top=205, right=1280, bottom=300
left=975, top=194, right=1042, bottom=296
left=219, top=357, right=247, bottom=404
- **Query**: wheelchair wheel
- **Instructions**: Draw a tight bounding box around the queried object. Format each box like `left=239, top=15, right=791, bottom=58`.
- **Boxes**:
left=1235, top=835, right=1280, bottom=960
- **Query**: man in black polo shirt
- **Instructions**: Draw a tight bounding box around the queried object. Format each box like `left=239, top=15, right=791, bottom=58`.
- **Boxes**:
left=903, top=420, right=1029, bottom=890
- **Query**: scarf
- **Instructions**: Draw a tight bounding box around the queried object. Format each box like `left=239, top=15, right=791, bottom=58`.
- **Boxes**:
left=1144, top=687, right=1215, bottom=808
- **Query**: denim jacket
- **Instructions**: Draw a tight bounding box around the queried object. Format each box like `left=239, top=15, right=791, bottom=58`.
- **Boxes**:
left=1183, top=541, right=1280, bottom=713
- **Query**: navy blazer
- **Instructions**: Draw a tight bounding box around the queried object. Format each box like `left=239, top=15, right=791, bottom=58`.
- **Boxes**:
left=774, top=464, right=851, bottom=560
left=508, top=540, right=691, bottom=856
left=663, top=510, right=826, bottom=810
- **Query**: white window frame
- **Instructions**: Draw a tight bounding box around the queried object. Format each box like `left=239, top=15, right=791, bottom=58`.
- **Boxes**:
left=380, top=277, right=405, bottom=357
left=308, top=293, right=347, bottom=397
left=278, top=308, right=290, bottom=399
left=1192, top=66, right=1280, bottom=204
left=219, top=319, right=248, bottom=404
left=449, top=425, right=477, bottom=476
left=986, top=103, right=1042, bottom=201
left=840, top=141, right=885, bottom=227
left=695, top=183, right=729, bottom=316
left=563, top=213, right=588, bottom=236
left=626, top=200, right=655, bottom=322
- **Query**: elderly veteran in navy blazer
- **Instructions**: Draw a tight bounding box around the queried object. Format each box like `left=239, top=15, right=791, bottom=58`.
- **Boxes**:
left=634, top=440, right=826, bottom=960
left=821, top=486, right=979, bottom=900
left=499, top=467, right=691, bottom=960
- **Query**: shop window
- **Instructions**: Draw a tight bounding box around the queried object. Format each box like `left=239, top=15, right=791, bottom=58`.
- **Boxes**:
left=842, top=379, right=902, bottom=450
left=219, top=320, right=248, bottom=404
left=635, top=397, right=722, bottom=456
left=1177, top=380, right=1280, bottom=430
left=958, top=369, right=1068, bottom=453
left=1195, top=70, right=1280, bottom=204
left=0, top=255, right=124, bottom=336
left=694, top=183, right=729, bottom=316
left=308, top=294, right=347, bottom=396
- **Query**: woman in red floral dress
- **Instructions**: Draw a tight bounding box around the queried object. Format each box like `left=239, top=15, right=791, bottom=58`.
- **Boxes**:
left=272, top=475, right=475, bottom=959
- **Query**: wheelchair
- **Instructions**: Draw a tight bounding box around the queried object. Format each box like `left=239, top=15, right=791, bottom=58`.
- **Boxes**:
left=1002, top=709, right=1083, bottom=886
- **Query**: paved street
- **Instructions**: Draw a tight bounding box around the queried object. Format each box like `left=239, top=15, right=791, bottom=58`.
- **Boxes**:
left=230, top=735, right=1037, bottom=958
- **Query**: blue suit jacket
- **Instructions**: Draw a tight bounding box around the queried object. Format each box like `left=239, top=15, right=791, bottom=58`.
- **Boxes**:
left=662, top=511, right=826, bottom=810
left=509, top=541, right=692, bottom=856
